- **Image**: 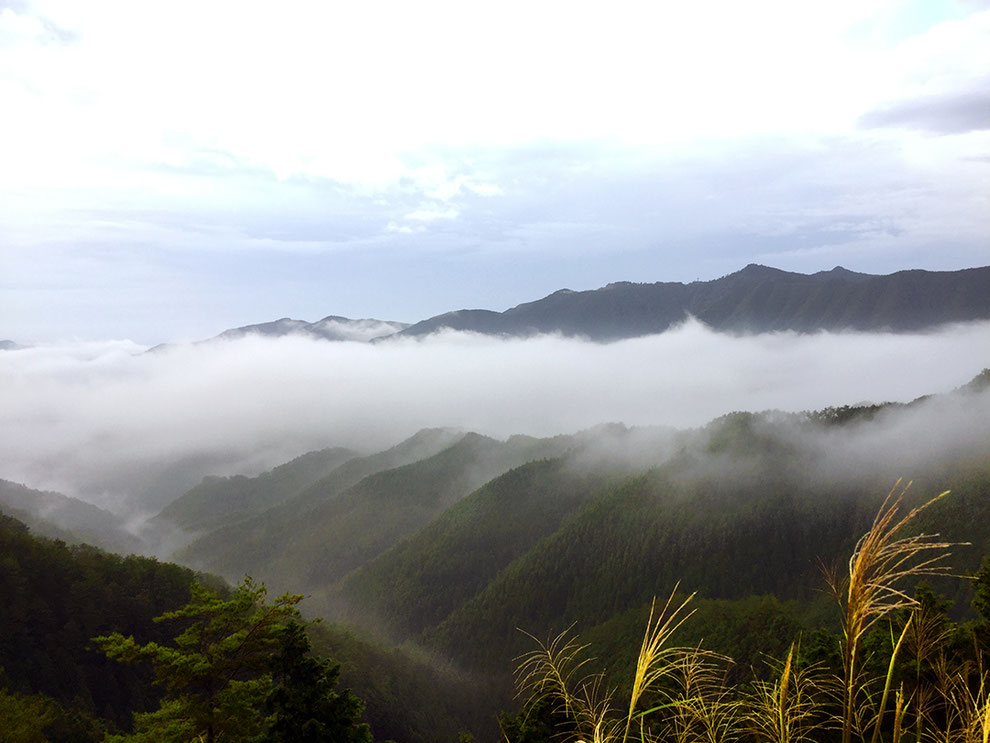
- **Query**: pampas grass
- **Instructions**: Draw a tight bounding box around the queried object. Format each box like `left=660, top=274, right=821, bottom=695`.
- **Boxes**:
left=827, top=482, right=955, bottom=743
left=511, top=481, right=977, bottom=743
left=745, top=644, right=832, bottom=743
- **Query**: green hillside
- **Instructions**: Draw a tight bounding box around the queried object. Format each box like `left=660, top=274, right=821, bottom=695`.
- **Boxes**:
left=154, top=445, right=357, bottom=532
left=173, top=428, right=467, bottom=580
left=0, top=509, right=490, bottom=743
left=336, top=459, right=613, bottom=638
left=0, top=478, right=142, bottom=554
left=175, top=429, right=580, bottom=596
left=0, top=509, right=198, bottom=738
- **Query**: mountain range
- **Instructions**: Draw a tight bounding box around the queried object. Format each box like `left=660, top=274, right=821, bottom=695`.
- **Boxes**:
left=149, top=369, right=990, bottom=740
left=3, top=265, right=988, bottom=351
left=184, top=263, right=990, bottom=345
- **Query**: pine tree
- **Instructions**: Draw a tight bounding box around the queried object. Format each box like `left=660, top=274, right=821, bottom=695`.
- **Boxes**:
left=261, top=620, right=371, bottom=743
left=95, top=577, right=371, bottom=743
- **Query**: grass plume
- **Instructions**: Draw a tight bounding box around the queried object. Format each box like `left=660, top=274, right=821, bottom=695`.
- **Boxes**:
left=511, top=482, right=974, bottom=743
left=827, top=481, right=955, bottom=743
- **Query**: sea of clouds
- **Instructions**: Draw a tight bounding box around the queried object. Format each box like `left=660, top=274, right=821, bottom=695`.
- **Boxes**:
left=2, top=318, right=988, bottom=513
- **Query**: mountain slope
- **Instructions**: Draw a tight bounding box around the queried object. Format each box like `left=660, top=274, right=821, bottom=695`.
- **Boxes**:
left=396, top=264, right=990, bottom=340
left=172, top=428, right=468, bottom=580
left=0, top=479, right=142, bottom=554
left=335, top=459, right=612, bottom=638
left=423, top=433, right=990, bottom=675
left=173, top=430, right=583, bottom=601
left=155, top=445, right=358, bottom=533
left=0, top=510, right=197, bottom=729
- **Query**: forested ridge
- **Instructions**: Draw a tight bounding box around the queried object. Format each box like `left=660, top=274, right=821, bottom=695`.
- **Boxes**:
left=0, top=512, right=460, bottom=742
left=0, top=511, right=198, bottom=739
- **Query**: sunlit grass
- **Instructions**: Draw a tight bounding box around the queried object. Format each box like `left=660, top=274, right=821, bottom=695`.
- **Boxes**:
left=510, top=482, right=985, bottom=743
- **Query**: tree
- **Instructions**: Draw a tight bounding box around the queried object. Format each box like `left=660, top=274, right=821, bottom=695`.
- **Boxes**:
left=95, top=577, right=370, bottom=743
left=261, top=620, right=371, bottom=743
left=0, top=685, right=57, bottom=743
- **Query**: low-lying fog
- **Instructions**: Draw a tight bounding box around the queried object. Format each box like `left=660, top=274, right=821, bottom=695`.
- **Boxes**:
left=2, top=318, right=988, bottom=513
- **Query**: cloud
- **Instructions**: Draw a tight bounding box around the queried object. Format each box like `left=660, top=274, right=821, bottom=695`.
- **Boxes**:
left=860, top=88, right=990, bottom=133
left=3, top=3, right=990, bottom=347
left=1, top=321, right=987, bottom=514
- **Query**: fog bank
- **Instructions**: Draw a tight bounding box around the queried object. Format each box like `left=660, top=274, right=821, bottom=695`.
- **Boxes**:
left=1, top=319, right=987, bottom=512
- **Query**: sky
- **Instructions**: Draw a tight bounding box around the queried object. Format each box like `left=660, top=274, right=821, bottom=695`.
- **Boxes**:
left=2, top=0, right=990, bottom=343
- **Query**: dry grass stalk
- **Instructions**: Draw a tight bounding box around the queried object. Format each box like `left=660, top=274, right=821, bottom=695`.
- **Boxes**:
left=892, top=685, right=908, bottom=743
left=515, top=625, right=603, bottom=735
left=828, top=481, right=955, bottom=743
left=939, top=661, right=990, bottom=743
left=621, top=589, right=698, bottom=743
left=661, top=647, right=740, bottom=743
left=746, top=643, right=830, bottom=743
left=514, top=588, right=700, bottom=743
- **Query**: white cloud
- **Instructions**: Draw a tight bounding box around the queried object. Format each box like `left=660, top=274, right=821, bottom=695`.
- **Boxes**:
left=1, top=321, right=987, bottom=512
left=4, top=0, right=985, bottom=189
left=404, top=207, right=459, bottom=222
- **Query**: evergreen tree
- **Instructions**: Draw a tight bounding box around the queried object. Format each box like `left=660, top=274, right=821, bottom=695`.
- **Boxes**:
left=261, top=620, right=371, bottom=743
left=95, top=578, right=371, bottom=743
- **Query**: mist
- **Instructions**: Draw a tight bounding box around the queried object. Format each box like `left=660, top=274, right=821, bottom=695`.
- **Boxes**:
left=2, top=318, right=988, bottom=513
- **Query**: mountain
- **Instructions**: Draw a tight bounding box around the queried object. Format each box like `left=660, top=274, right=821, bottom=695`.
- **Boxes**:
left=173, top=429, right=579, bottom=596
left=214, top=315, right=409, bottom=342
left=171, top=428, right=471, bottom=584
left=160, top=264, right=990, bottom=348
left=144, top=315, right=411, bottom=353
left=395, top=264, right=990, bottom=340
left=328, top=380, right=990, bottom=679
left=0, top=479, right=142, bottom=554
left=334, top=458, right=614, bottom=639
left=0, top=339, right=25, bottom=350
left=154, top=445, right=358, bottom=533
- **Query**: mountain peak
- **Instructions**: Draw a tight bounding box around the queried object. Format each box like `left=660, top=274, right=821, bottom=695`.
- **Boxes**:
left=811, top=265, right=874, bottom=282
left=732, top=264, right=789, bottom=279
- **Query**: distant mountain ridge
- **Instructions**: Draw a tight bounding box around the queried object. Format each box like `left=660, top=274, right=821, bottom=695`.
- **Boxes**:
left=5, top=265, right=989, bottom=350
left=215, top=315, right=410, bottom=343
left=199, top=264, right=990, bottom=346
left=396, top=264, right=990, bottom=340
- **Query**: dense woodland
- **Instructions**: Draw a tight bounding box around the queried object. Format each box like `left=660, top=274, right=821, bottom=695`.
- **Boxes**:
left=1, top=371, right=989, bottom=742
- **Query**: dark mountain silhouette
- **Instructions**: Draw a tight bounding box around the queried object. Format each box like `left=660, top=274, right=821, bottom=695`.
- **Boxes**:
left=395, top=264, right=990, bottom=340
left=163, top=264, right=990, bottom=348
